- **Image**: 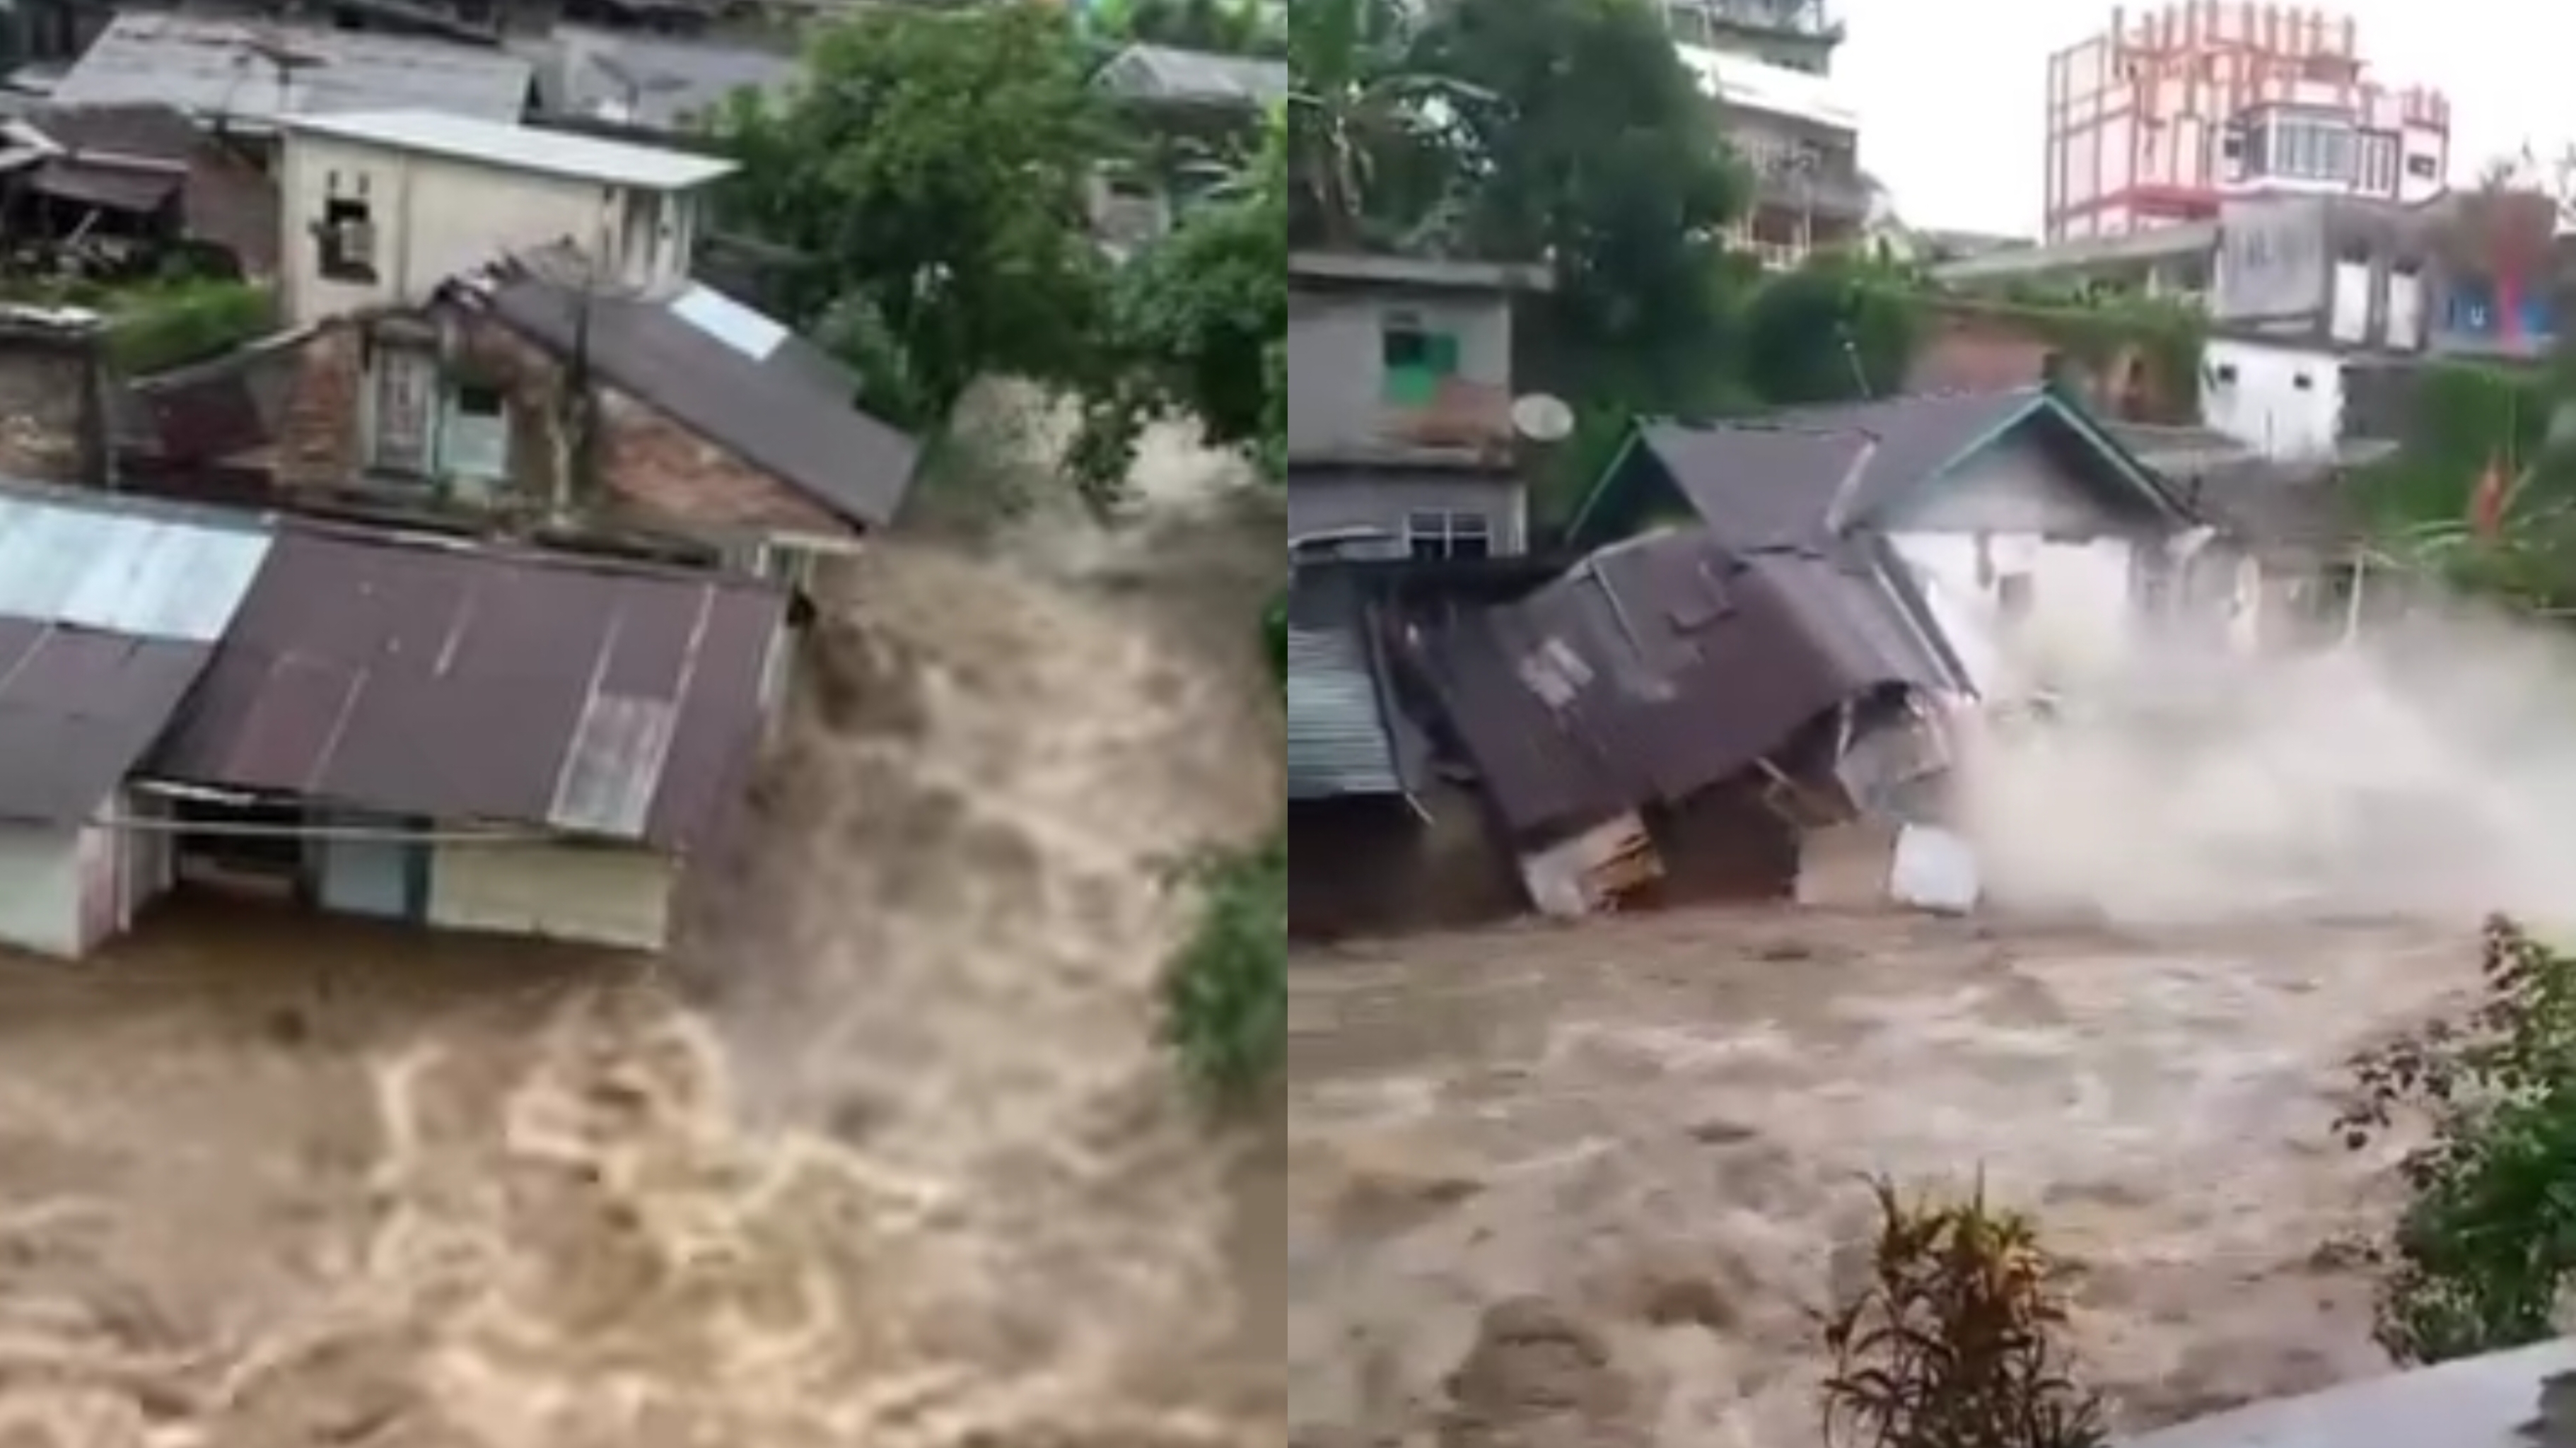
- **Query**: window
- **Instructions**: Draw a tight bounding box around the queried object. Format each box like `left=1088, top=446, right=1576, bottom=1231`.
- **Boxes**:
left=442, top=381, right=510, bottom=481
left=2213, top=362, right=2239, bottom=385
left=1404, top=510, right=1492, bottom=561
left=315, top=194, right=377, bottom=283
left=2244, top=110, right=2355, bottom=184
left=366, top=341, right=436, bottom=476
left=2292, top=372, right=2314, bottom=391
left=1380, top=312, right=1462, bottom=407
left=2358, top=132, right=2399, bottom=195
left=2406, top=153, right=2440, bottom=180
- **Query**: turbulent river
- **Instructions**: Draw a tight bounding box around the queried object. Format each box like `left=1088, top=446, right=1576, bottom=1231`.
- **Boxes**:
left=1287, top=908, right=2482, bottom=1448
left=0, top=502, right=1284, bottom=1447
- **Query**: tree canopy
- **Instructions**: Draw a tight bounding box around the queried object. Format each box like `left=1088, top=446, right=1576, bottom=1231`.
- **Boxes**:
left=714, top=2, right=1112, bottom=432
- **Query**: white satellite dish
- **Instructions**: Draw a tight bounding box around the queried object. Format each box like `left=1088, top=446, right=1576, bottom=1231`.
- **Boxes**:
left=1510, top=392, right=1575, bottom=443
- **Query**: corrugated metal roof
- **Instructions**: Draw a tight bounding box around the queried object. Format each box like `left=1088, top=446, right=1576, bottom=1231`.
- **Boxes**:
left=0, top=491, right=272, bottom=643
left=0, top=621, right=212, bottom=825
left=1286, top=571, right=1421, bottom=802
left=30, top=158, right=176, bottom=212
left=1286, top=622, right=1402, bottom=800
left=148, top=527, right=784, bottom=851
left=1428, top=530, right=1950, bottom=839
left=284, top=109, right=733, bottom=189
left=518, top=27, right=799, bottom=134
left=1095, top=43, right=1288, bottom=108
left=52, top=17, right=535, bottom=128
left=460, top=255, right=919, bottom=528
left=0, top=486, right=276, bottom=826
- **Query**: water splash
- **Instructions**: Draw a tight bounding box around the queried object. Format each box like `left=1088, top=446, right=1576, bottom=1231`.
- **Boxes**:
left=0, top=508, right=1283, bottom=1447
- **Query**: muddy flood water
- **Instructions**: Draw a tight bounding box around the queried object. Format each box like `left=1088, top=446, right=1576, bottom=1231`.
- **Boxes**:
left=0, top=512, right=1285, bottom=1447
left=1287, top=908, right=2486, bottom=1448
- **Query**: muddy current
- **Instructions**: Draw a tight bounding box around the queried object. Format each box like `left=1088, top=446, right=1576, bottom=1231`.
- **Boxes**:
left=0, top=506, right=1283, bottom=1447
left=1287, top=910, right=2483, bottom=1448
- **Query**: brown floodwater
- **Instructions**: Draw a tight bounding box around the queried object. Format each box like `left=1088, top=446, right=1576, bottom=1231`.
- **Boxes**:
left=0, top=501, right=1286, bottom=1448
left=1286, top=907, right=2480, bottom=1448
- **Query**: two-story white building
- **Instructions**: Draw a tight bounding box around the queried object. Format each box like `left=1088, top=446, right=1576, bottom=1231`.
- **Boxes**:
left=276, top=109, right=732, bottom=326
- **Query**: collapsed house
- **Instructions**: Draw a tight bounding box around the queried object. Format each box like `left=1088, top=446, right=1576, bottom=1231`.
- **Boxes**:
left=1423, top=383, right=2207, bottom=918
left=1428, top=525, right=1962, bottom=914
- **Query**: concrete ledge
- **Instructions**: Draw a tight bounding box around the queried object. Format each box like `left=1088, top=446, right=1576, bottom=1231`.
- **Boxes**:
left=1931, top=222, right=2218, bottom=283
left=2122, top=1339, right=2576, bottom=1448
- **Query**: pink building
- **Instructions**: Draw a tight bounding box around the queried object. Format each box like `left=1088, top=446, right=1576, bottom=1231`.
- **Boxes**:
left=2043, top=4, right=2449, bottom=241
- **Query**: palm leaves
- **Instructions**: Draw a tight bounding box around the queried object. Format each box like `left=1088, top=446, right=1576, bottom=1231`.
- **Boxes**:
left=1285, top=0, right=1492, bottom=249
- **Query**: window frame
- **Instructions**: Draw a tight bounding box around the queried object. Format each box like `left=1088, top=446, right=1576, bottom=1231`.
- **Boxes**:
left=1379, top=310, right=1462, bottom=407
left=1404, top=509, right=1494, bottom=562
left=315, top=185, right=379, bottom=285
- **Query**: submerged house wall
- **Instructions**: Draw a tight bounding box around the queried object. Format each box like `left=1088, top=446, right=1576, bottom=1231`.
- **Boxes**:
left=0, top=788, right=179, bottom=961
left=427, top=839, right=677, bottom=952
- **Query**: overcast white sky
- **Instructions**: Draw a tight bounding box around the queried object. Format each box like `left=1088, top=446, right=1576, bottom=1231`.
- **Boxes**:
left=1834, top=0, right=2576, bottom=235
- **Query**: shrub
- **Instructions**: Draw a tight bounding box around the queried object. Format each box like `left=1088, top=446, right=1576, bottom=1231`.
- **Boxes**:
left=1820, top=1174, right=2109, bottom=1448
left=1160, top=828, right=1284, bottom=1112
left=107, top=279, right=273, bottom=376
left=2334, top=913, right=2576, bottom=1365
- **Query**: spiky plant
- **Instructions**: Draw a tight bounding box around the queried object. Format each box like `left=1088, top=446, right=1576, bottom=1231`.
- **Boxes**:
left=1820, top=1174, right=2109, bottom=1448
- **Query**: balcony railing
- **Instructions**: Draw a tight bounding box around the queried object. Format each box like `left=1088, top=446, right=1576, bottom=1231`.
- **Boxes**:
left=1668, top=0, right=1840, bottom=41
left=1750, top=159, right=1871, bottom=220
left=1375, top=377, right=1515, bottom=461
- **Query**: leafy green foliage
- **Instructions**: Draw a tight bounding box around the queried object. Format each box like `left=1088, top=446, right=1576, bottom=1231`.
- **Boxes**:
left=2336, top=915, right=2576, bottom=1365
left=1821, top=1176, right=2109, bottom=1448
left=1743, top=258, right=1921, bottom=407
left=1090, top=0, right=1283, bottom=54
left=110, top=280, right=275, bottom=375
left=1417, top=0, right=1746, bottom=416
left=2348, top=362, right=2576, bottom=608
left=1284, top=0, right=1479, bottom=250
left=1160, top=829, right=1286, bottom=1111
left=714, top=3, right=1112, bottom=431
left=1073, top=110, right=1288, bottom=502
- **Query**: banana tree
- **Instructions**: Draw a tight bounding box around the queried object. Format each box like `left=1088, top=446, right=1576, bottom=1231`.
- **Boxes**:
left=1286, top=0, right=1485, bottom=250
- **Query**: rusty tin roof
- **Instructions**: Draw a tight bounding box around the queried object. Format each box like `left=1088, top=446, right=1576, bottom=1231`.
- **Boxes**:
left=459, top=257, right=921, bottom=529
left=149, top=527, right=784, bottom=850
left=0, top=486, right=273, bottom=825
left=1429, top=529, right=1952, bottom=840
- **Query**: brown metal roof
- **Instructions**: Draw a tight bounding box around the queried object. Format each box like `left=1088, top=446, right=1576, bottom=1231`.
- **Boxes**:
left=148, top=527, right=785, bottom=851
left=31, top=159, right=180, bottom=214
left=458, top=255, right=921, bottom=529
left=0, top=619, right=211, bottom=826
left=1428, top=530, right=1952, bottom=840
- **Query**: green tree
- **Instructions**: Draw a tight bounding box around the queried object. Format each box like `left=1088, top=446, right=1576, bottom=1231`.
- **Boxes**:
left=1285, top=0, right=1477, bottom=248
left=1091, top=0, right=1282, bottom=54
left=2337, top=916, right=2576, bottom=1365
left=1073, top=110, right=1286, bottom=499
left=1739, top=257, right=1921, bottom=406
left=715, top=2, right=1112, bottom=431
left=1413, top=0, right=1746, bottom=414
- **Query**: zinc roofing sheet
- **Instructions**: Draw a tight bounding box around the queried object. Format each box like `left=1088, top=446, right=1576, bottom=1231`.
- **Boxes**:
left=148, top=527, right=785, bottom=851
left=0, top=486, right=276, bottom=826
left=52, top=16, right=535, bottom=128
left=0, top=491, right=272, bottom=643
left=284, top=109, right=734, bottom=189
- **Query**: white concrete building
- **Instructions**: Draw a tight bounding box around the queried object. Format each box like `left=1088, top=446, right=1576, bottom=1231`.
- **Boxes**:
left=1679, top=43, right=1871, bottom=268
left=276, top=110, right=733, bottom=327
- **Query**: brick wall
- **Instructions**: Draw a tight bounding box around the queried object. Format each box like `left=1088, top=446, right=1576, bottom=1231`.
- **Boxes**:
left=1908, top=307, right=2184, bottom=421
left=0, top=320, right=105, bottom=486
left=269, top=305, right=846, bottom=539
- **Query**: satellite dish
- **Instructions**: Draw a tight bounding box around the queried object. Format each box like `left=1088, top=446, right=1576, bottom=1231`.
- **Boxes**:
left=1510, top=392, right=1575, bottom=443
